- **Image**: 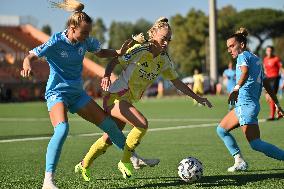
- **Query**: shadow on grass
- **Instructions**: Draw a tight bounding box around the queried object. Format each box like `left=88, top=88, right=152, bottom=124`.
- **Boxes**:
left=116, top=171, right=284, bottom=188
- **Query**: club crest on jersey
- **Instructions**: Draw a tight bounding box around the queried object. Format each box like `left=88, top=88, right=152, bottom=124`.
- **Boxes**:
left=123, top=54, right=131, bottom=61
left=78, top=47, right=84, bottom=56
left=60, top=51, right=68, bottom=58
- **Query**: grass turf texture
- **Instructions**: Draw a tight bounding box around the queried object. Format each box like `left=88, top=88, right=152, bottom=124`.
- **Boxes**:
left=0, top=95, right=284, bottom=189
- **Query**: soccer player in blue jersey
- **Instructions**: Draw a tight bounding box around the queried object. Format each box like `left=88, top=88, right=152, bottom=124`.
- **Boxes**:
left=223, top=61, right=236, bottom=110
left=216, top=27, right=284, bottom=172
left=20, top=1, right=134, bottom=188
left=223, top=61, right=236, bottom=94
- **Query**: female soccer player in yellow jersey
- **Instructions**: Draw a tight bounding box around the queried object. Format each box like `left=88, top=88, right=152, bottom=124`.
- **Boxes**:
left=76, top=17, right=212, bottom=179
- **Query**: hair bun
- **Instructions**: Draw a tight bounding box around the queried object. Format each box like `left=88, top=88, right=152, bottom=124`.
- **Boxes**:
left=235, top=27, right=248, bottom=37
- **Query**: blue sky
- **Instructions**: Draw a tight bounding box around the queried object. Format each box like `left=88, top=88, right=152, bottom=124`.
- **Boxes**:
left=1, top=0, right=283, bottom=33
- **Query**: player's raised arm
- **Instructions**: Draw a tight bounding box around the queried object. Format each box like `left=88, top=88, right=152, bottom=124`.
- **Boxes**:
left=171, top=78, right=212, bottom=108
left=95, top=39, right=133, bottom=58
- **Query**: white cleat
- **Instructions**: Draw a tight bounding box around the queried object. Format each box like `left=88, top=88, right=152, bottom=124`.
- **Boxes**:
left=130, top=155, right=160, bottom=170
left=42, top=182, right=58, bottom=189
left=227, top=161, right=248, bottom=172
left=42, top=172, right=58, bottom=189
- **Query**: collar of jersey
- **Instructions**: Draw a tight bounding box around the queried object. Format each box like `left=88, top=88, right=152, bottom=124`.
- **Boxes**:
left=62, top=30, right=79, bottom=46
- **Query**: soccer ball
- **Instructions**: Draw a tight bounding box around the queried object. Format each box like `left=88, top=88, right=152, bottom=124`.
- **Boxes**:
left=177, top=157, right=203, bottom=183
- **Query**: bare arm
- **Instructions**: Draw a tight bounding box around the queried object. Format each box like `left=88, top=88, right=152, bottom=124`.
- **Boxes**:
left=94, top=39, right=133, bottom=58
left=20, top=53, right=38, bottom=78
left=101, top=57, right=119, bottom=91
left=171, top=79, right=212, bottom=108
left=236, top=66, right=248, bottom=87
left=94, top=49, right=121, bottom=58
left=228, top=65, right=248, bottom=105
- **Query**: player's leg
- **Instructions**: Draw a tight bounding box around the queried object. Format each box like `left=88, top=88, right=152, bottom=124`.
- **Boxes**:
left=109, top=100, right=148, bottom=179
left=75, top=117, right=125, bottom=181
left=75, top=97, right=126, bottom=151
left=216, top=109, right=247, bottom=172
left=43, top=100, right=69, bottom=189
left=242, top=124, right=284, bottom=160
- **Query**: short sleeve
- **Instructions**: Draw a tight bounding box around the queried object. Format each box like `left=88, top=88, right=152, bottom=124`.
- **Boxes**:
left=118, top=44, right=144, bottom=68
left=30, top=34, right=56, bottom=58
left=160, top=54, right=179, bottom=81
left=237, top=53, right=249, bottom=67
left=86, top=37, right=102, bottom=53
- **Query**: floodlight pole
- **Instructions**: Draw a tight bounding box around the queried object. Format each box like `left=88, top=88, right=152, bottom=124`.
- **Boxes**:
left=209, top=0, right=218, bottom=88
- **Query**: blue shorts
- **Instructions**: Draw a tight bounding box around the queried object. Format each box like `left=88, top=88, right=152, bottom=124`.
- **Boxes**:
left=234, top=103, right=260, bottom=126
left=46, top=91, right=92, bottom=114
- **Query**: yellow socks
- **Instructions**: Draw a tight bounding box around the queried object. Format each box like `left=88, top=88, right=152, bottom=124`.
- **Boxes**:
left=121, top=127, right=147, bottom=163
left=82, top=137, right=110, bottom=168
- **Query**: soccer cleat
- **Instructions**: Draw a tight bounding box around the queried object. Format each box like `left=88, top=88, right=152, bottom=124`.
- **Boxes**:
left=118, top=161, right=133, bottom=179
left=130, top=156, right=160, bottom=170
left=42, top=172, right=58, bottom=189
left=74, top=162, right=91, bottom=181
left=227, top=161, right=248, bottom=172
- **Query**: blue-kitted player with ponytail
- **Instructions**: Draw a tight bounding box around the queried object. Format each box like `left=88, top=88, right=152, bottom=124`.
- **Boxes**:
left=216, top=27, right=284, bottom=172
left=20, top=0, right=134, bottom=188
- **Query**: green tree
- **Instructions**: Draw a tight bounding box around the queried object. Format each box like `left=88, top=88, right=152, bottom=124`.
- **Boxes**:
left=235, top=8, right=284, bottom=55
left=170, top=9, right=208, bottom=76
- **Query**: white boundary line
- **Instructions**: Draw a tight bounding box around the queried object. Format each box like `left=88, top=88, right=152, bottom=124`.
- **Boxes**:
left=0, top=119, right=266, bottom=144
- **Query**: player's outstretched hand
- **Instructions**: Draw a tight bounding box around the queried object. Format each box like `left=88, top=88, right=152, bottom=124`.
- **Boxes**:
left=117, top=39, right=134, bottom=56
left=101, top=76, right=111, bottom=91
left=228, top=90, right=239, bottom=105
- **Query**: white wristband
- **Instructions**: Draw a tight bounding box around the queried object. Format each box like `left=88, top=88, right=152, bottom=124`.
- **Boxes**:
left=234, top=84, right=240, bottom=90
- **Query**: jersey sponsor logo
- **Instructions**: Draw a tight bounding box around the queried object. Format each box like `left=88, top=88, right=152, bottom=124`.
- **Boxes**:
left=141, top=61, right=148, bottom=67
left=139, top=69, right=158, bottom=80
left=78, top=47, right=84, bottom=56
left=60, top=51, right=68, bottom=58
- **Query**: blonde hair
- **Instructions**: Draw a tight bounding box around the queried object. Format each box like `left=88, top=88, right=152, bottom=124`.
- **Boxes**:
left=49, top=0, right=92, bottom=28
left=132, top=17, right=170, bottom=43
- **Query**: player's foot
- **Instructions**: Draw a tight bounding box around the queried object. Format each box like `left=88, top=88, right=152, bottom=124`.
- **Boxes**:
left=266, top=117, right=275, bottom=121
left=130, top=155, right=160, bottom=169
left=118, top=161, right=133, bottom=179
left=42, top=172, right=58, bottom=189
left=74, top=162, right=91, bottom=181
left=227, top=161, right=248, bottom=172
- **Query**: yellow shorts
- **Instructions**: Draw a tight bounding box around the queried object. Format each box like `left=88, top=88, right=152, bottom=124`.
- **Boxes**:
left=103, top=89, right=133, bottom=113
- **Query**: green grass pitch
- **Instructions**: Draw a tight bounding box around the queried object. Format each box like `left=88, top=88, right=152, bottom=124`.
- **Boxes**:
left=0, top=95, right=284, bottom=189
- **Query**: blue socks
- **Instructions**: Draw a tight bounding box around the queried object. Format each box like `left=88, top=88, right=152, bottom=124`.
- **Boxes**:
left=250, top=139, right=284, bottom=160
left=216, top=125, right=240, bottom=156
left=46, top=122, right=69, bottom=172
left=98, top=116, right=126, bottom=151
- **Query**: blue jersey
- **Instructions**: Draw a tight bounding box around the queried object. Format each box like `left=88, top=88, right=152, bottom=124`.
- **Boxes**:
left=236, top=51, right=263, bottom=106
left=31, top=30, right=101, bottom=98
left=223, top=68, right=236, bottom=93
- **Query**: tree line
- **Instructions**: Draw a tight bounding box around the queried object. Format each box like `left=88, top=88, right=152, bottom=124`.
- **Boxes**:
left=43, top=6, right=284, bottom=77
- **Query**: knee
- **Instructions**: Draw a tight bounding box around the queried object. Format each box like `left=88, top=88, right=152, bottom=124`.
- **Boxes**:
left=216, top=125, right=227, bottom=138
left=138, top=118, right=148, bottom=129
left=102, top=133, right=113, bottom=145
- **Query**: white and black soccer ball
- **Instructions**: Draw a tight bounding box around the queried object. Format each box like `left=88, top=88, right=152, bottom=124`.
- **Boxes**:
left=177, top=157, right=203, bottom=183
